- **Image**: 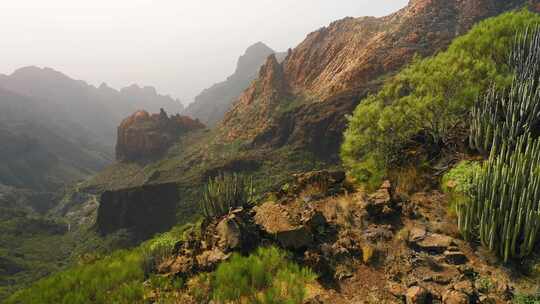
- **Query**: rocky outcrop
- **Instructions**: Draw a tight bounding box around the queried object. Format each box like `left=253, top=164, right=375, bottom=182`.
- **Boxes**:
left=184, top=42, right=285, bottom=127
left=219, top=0, right=528, bottom=160
left=96, top=183, right=178, bottom=240
left=116, top=109, right=205, bottom=161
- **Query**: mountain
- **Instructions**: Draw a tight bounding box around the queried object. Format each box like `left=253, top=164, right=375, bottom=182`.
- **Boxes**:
left=0, top=87, right=111, bottom=193
left=0, top=66, right=184, bottom=149
left=220, top=0, right=527, bottom=160
left=183, top=42, right=286, bottom=127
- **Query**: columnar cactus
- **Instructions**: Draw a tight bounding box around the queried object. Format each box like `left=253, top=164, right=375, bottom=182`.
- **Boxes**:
left=458, top=135, right=540, bottom=262
left=200, top=173, right=255, bottom=219
left=461, top=27, right=540, bottom=262
left=469, top=26, right=540, bottom=155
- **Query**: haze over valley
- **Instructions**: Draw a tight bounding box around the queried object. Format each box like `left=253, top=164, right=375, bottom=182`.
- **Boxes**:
left=2, top=1, right=540, bottom=303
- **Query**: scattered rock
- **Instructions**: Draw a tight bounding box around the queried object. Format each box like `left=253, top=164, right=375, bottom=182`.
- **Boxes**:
left=408, top=226, right=427, bottom=243
left=216, top=215, right=242, bottom=251
left=413, top=233, right=454, bottom=254
left=365, top=181, right=397, bottom=218
left=196, top=248, right=229, bottom=270
left=406, top=286, right=430, bottom=304
left=274, top=226, right=313, bottom=250
left=444, top=250, right=468, bottom=265
left=302, top=209, right=327, bottom=230
left=442, top=289, right=470, bottom=304
left=453, top=281, right=474, bottom=296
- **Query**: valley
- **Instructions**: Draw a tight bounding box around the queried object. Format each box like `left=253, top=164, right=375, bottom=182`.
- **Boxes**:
left=2, top=0, right=540, bottom=303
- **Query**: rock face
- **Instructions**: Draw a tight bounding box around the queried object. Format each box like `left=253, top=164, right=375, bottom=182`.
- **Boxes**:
left=184, top=42, right=286, bottom=127
left=116, top=109, right=205, bottom=161
left=220, top=0, right=528, bottom=160
left=96, top=183, right=178, bottom=240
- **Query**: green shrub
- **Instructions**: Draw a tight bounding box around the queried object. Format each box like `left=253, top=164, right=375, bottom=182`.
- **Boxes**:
left=441, top=160, right=481, bottom=214
left=515, top=292, right=540, bottom=304
left=140, top=224, right=192, bottom=275
left=211, top=246, right=316, bottom=303
left=341, top=10, right=540, bottom=185
left=200, top=173, right=255, bottom=218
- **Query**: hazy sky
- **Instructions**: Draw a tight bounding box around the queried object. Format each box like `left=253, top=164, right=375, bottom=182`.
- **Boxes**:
left=1, top=0, right=408, bottom=104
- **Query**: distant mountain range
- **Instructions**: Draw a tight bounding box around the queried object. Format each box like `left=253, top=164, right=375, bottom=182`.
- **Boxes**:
left=0, top=67, right=186, bottom=200
left=184, top=42, right=286, bottom=127
left=0, top=66, right=184, bottom=149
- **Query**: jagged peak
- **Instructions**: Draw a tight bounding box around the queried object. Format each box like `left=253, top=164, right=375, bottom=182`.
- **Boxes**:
left=245, top=41, right=274, bottom=55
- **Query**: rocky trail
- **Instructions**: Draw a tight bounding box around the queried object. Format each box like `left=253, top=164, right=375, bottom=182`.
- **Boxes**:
left=152, top=170, right=527, bottom=303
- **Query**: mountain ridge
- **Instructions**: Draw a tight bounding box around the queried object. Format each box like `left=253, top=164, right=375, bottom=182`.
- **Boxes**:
left=183, top=42, right=286, bottom=127
left=220, top=0, right=528, bottom=160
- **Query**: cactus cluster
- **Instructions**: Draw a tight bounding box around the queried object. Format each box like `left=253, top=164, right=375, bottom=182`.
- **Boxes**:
left=469, top=26, right=540, bottom=154
left=458, top=134, right=540, bottom=262
left=460, top=27, right=540, bottom=262
left=200, top=173, right=255, bottom=219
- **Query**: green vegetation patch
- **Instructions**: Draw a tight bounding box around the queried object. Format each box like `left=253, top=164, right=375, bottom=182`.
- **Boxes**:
left=211, top=246, right=316, bottom=303
left=341, top=9, right=540, bottom=187
left=441, top=160, right=481, bottom=216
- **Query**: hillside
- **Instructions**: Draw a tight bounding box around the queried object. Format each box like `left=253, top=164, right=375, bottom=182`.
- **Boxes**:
left=80, top=0, right=531, bottom=202
left=221, top=0, right=527, bottom=160
left=0, top=87, right=110, bottom=193
left=183, top=42, right=285, bottom=127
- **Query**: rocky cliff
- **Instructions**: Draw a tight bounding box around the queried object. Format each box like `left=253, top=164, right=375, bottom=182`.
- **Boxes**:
left=221, top=0, right=528, bottom=160
left=116, top=109, right=205, bottom=161
left=96, top=183, right=179, bottom=240
left=183, top=42, right=285, bottom=127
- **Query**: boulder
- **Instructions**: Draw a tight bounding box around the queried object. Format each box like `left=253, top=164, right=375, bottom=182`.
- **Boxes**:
left=406, top=286, right=430, bottom=304
left=412, top=233, right=455, bottom=254
left=254, top=202, right=313, bottom=250
left=453, top=281, right=474, bottom=296
left=444, top=250, right=468, bottom=265
left=274, top=226, right=313, bottom=250
left=442, top=290, right=470, bottom=304
left=365, top=181, right=396, bottom=218
left=216, top=216, right=242, bottom=251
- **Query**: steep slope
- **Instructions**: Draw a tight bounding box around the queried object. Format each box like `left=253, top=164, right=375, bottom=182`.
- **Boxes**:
left=221, top=0, right=528, bottom=160
left=0, top=66, right=184, bottom=148
left=184, top=42, right=285, bottom=127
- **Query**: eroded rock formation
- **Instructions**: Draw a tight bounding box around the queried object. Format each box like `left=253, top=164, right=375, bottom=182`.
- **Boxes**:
left=96, top=183, right=178, bottom=240
left=116, top=109, right=205, bottom=161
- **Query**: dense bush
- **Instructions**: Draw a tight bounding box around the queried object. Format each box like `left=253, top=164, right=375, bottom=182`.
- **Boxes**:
left=211, top=246, right=316, bottom=304
left=200, top=173, right=255, bottom=218
left=341, top=10, right=540, bottom=187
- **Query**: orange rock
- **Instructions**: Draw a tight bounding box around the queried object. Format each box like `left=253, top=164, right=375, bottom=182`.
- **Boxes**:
left=116, top=108, right=205, bottom=161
